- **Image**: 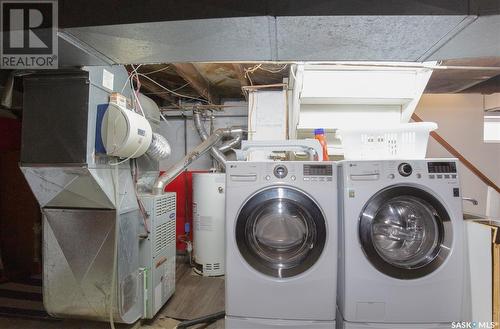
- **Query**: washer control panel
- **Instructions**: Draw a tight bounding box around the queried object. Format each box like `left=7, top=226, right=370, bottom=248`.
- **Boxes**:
left=273, top=165, right=288, bottom=179
left=228, top=162, right=335, bottom=184
left=398, top=163, right=413, bottom=177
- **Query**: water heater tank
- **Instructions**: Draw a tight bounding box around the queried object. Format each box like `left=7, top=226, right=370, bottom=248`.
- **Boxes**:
left=192, top=173, right=225, bottom=276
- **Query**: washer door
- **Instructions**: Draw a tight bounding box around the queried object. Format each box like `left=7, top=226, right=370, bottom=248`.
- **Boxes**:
left=236, top=187, right=327, bottom=279
left=359, top=185, right=452, bottom=279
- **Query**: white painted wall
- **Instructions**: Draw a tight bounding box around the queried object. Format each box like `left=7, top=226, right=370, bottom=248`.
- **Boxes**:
left=415, top=94, right=500, bottom=216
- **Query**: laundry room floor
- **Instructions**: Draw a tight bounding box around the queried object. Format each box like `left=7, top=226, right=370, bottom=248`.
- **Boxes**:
left=0, top=258, right=225, bottom=329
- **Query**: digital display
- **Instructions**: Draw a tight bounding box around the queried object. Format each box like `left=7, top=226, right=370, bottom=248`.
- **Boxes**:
left=304, top=164, right=333, bottom=176
left=427, top=162, right=457, bottom=173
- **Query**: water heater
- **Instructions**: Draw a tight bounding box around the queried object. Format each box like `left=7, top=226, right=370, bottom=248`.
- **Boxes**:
left=192, top=173, right=225, bottom=276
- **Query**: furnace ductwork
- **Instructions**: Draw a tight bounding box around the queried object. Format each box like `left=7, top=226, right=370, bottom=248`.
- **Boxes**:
left=152, top=126, right=242, bottom=195
left=192, top=110, right=243, bottom=170
left=146, top=132, right=171, bottom=161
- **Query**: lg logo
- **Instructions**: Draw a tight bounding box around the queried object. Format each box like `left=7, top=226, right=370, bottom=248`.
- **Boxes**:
left=1, top=0, right=57, bottom=68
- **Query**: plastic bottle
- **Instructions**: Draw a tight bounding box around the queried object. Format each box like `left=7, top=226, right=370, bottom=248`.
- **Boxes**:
left=314, top=128, right=329, bottom=161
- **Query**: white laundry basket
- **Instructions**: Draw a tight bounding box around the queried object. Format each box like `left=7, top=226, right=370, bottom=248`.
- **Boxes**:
left=338, top=122, right=438, bottom=160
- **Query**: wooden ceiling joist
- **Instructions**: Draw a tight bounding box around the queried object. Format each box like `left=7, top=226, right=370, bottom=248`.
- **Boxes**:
left=138, top=78, right=181, bottom=109
left=172, top=63, right=217, bottom=104
left=231, top=63, right=249, bottom=88
left=135, top=60, right=500, bottom=99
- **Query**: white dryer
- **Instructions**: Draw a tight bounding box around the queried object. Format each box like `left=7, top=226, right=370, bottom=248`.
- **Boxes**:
left=225, top=161, right=337, bottom=329
left=337, top=159, right=467, bottom=329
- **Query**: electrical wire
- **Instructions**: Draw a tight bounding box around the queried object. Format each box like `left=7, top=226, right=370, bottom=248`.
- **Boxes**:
left=171, top=82, right=191, bottom=92
left=145, top=82, right=191, bottom=96
left=130, top=64, right=146, bottom=116
left=120, top=64, right=142, bottom=93
left=135, top=73, right=209, bottom=103
left=159, top=111, right=171, bottom=127
left=108, top=141, right=145, bottom=166
left=259, top=63, right=288, bottom=73
left=244, top=63, right=289, bottom=86
left=109, top=161, right=120, bottom=329
left=139, top=65, right=170, bottom=75
left=244, top=64, right=260, bottom=86
left=175, top=311, right=225, bottom=328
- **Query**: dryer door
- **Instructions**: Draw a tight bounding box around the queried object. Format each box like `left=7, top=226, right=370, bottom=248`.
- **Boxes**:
left=236, top=186, right=327, bottom=279
left=359, top=185, right=452, bottom=279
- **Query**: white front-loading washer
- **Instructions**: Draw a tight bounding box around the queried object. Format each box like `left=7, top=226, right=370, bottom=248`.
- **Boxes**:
left=225, top=161, right=337, bottom=329
left=337, top=159, right=467, bottom=329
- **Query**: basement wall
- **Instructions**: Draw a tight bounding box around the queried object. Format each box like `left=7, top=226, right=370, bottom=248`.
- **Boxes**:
left=415, top=94, right=500, bottom=217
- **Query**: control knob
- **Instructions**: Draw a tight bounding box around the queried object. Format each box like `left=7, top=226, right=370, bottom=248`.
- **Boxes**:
left=273, top=165, right=288, bottom=179
left=398, top=163, right=412, bottom=177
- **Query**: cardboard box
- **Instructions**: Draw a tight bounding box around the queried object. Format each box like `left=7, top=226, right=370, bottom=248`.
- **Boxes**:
left=469, top=220, right=500, bottom=325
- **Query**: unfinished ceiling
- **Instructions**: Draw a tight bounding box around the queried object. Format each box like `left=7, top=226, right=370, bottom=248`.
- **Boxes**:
left=132, top=63, right=288, bottom=107
left=130, top=59, right=500, bottom=108
left=425, top=57, right=500, bottom=93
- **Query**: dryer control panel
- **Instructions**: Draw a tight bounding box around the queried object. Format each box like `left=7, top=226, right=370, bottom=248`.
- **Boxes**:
left=426, top=161, right=458, bottom=180
left=302, top=164, right=334, bottom=182
left=343, top=159, right=459, bottom=184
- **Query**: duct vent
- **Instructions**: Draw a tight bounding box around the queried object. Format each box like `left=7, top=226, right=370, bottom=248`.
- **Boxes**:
left=155, top=219, right=176, bottom=256
left=155, top=195, right=176, bottom=217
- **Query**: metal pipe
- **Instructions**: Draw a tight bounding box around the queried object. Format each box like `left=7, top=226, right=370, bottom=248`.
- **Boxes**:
left=219, top=134, right=242, bottom=153
left=463, top=197, right=479, bottom=206
left=193, top=110, right=229, bottom=169
left=152, top=127, right=235, bottom=195
left=195, top=112, right=244, bottom=153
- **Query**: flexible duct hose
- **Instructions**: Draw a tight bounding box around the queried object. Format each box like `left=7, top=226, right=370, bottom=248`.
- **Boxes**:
left=146, top=132, right=171, bottom=161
